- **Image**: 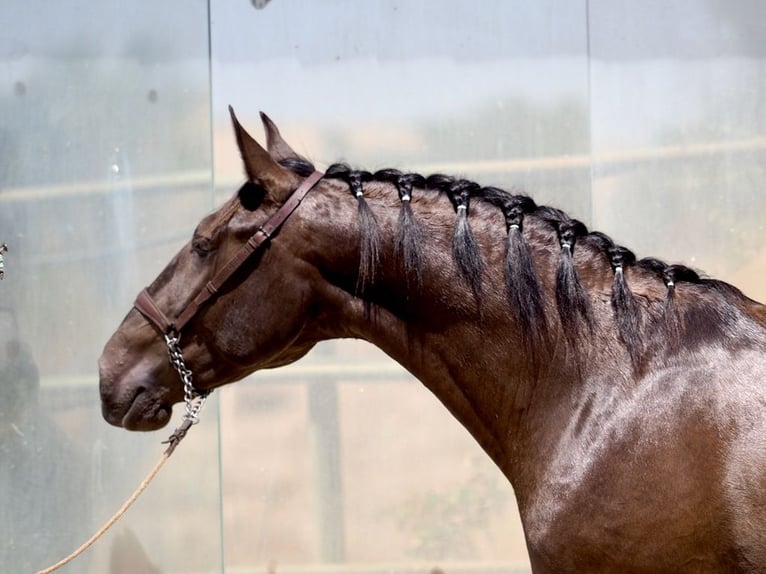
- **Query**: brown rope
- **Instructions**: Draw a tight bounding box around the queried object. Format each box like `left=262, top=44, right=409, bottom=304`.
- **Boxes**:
left=35, top=419, right=194, bottom=574
left=36, top=450, right=170, bottom=574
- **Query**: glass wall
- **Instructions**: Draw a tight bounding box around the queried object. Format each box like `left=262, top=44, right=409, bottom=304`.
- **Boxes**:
left=2, top=1, right=765, bottom=572
left=0, top=2, right=220, bottom=572
left=589, top=0, right=766, bottom=303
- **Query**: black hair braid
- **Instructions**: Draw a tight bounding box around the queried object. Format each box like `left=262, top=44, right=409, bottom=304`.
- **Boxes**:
left=553, top=216, right=591, bottom=339
left=608, top=245, right=643, bottom=366
left=481, top=187, right=547, bottom=344
left=374, top=169, right=425, bottom=289
left=447, top=180, right=484, bottom=298
left=325, top=164, right=379, bottom=292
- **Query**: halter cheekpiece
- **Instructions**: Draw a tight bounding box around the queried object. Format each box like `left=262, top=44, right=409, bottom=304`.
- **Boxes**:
left=133, top=170, right=325, bottom=417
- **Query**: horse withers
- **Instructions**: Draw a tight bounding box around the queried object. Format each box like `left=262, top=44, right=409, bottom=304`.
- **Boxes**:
left=99, top=108, right=766, bottom=572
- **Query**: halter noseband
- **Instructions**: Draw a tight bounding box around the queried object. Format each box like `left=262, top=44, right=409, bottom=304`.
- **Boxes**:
left=132, top=170, right=324, bottom=413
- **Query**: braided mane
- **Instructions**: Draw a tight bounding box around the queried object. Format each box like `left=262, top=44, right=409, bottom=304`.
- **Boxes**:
left=276, top=156, right=756, bottom=369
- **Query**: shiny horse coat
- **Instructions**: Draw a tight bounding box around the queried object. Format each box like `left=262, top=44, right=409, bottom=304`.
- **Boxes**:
left=99, top=109, right=766, bottom=572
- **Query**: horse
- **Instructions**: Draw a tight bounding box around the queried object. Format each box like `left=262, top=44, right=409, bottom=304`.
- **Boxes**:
left=99, top=107, right=766, bottom=573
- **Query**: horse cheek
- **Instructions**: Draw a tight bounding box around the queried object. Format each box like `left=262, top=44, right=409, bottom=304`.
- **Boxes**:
left=208, top=282, right=305, bottom=371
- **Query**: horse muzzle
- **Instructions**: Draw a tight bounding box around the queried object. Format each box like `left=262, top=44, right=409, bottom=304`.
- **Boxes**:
left=98, top=344, right=175, bottom=431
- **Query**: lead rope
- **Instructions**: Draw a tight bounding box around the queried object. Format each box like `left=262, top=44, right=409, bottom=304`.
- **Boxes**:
left=36, top=334, right=210, bottom=574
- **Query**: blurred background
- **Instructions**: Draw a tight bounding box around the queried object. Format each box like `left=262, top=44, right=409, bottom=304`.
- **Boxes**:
left=1, top=1, right=765, bottom=572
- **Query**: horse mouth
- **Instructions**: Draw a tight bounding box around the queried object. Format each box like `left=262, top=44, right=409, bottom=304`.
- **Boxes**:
left=106, top=387, right=173, bottom=431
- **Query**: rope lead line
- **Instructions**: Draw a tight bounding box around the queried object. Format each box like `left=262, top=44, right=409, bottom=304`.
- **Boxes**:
left=35, top=450, right=172, bottom=574
left=36, top=337, right=209, bottom=574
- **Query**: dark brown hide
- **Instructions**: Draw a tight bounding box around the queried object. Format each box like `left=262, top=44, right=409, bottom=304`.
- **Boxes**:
left=99, top=111, right=766, bottom=572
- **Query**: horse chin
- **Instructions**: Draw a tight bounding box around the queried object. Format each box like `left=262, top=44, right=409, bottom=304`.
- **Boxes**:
left=111, top=387, right=173, bottom=431
left=121, top=399, right=173, bottom=431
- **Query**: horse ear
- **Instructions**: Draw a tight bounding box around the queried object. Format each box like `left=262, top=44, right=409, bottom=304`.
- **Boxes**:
left=228, top=106, right=298, bottom=199
left=259, top=111, right=300, bottom=162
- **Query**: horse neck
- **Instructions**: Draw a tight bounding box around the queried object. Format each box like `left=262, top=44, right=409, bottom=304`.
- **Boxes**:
left=298, top=179, right=633, bottom=484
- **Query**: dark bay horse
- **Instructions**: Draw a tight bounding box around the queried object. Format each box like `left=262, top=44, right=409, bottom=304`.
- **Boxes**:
left=99, top=108, right=766, bottom=572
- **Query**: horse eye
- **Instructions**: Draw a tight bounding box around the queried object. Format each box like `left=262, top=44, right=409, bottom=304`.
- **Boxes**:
left=192, top=237, right=214, bottom=257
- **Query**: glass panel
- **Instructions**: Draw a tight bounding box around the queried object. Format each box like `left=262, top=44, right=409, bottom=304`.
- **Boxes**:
left=0, top=2, right=219, bottom=572
left=7, top=1, right=761, bottom=572
left=211, top=2, right=589, bottom=572
left=589, top=0, right=766, bottom=302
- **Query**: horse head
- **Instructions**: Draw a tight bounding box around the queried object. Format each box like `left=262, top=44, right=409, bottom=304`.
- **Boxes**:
left=99, top=109, right=351, bottom=430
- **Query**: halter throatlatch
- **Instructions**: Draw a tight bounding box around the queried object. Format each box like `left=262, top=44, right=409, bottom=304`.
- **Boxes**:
left=133, top=170, right=325, bottom=436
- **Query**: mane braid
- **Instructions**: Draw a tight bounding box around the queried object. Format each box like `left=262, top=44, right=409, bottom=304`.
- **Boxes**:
left=662, top=264, right=701, bottom=351
left=325, top=164, right=379, bottom=292
left=445, top=179, right=485, bottom=298
left=374, top=169, right=425, bottom=289
left=587, top=231, right=644, bottom=366
left=480, top=187, right=548, bottom=349
left=608, top=245, right=643, bottom=367
left=351, top=172, right=378, bottom=291
left=536, top=207, right=591, bottom=341
left=320, top=160, right=748, bottom=366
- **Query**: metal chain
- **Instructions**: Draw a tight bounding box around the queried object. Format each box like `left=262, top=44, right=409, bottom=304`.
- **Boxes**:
left=164, top=332, right=210, bottom=424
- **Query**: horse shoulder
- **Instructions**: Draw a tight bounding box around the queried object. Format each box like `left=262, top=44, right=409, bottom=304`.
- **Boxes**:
left=716, top=345, right=766, bottom=568
left=520, top=353, right=766, bottom=572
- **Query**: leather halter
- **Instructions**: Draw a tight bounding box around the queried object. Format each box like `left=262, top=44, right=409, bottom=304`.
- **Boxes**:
left=134, top=170, right=324, bottom=336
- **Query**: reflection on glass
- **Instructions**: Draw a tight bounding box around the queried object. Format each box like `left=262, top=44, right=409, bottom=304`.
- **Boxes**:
left=1, top=1, right=216, bottom=572
left=0, top=306, right=91, bottom=571
left=590, top=0, right=766, bottom=301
